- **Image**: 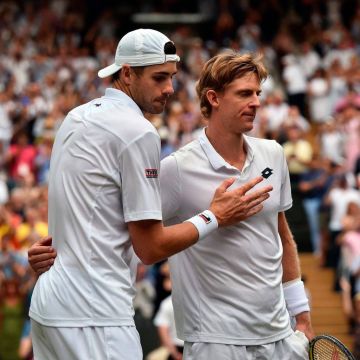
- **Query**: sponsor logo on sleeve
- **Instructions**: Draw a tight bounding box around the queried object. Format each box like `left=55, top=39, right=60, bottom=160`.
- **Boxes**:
left=145, top=168, right=158, bottom=178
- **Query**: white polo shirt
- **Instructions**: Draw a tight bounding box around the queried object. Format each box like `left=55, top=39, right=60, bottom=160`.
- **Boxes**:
left=30, top=88, right=162, bottom=327
left=161, top=129, right=293, bottom=345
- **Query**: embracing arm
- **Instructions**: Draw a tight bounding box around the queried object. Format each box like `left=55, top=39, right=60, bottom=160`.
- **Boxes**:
left=28, top=176, right=272, bottom=273
left=130, top=176, right=273, bottom=265
left=28, top=236, right=57, bottom=276
left=279, top=212, right=315, bottom=340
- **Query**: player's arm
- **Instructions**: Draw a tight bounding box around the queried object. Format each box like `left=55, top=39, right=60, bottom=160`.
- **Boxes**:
left=28, top=177, right=272, bottom=274
left=279, top=211, right=315, bottom=340
left=129, top=176, right=273, bottom=265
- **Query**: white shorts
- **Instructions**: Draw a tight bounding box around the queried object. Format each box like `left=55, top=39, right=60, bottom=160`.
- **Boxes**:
left=183, top=330, right=309, bottom=360
left=31, top=320, right=142, bottom=360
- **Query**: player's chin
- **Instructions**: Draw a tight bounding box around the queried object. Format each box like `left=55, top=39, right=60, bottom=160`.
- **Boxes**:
left=147, top=103, right=166, bottom=114
left=242, top=116, right=255, bottom=129
left=153, top=101, right=167, bottom=113
left=244, top=125, right=254, bottom=133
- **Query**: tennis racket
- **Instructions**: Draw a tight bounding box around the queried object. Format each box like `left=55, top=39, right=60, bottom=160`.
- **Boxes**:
left=309, top=334, right=356, bottom=360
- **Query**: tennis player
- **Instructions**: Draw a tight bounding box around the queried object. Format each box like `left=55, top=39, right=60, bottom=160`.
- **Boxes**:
left=160, top=52, right=314, bottom=359
left=28, top=29, right=273, bottom=360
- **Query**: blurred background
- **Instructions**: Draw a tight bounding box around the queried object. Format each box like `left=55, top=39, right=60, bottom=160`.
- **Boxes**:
left=0, top=0, right=360, bottom=359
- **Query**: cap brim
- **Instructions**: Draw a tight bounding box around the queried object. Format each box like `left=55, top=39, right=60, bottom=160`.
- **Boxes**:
left=98, top=63, right=122, bottom=78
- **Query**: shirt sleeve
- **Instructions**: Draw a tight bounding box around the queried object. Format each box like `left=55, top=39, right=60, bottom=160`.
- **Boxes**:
left=160, top=154, right=181, bottom=222
left=120, top=131, right=162, bottom=222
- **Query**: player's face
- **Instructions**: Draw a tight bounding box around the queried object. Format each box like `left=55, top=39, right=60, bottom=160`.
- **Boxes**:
left=215, top=73, right=261, bottom=134
left=130, top=62, right=177, bottom=114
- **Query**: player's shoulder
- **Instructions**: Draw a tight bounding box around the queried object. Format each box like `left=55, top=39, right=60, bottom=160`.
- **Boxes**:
left=244, top=134, right=283, bottom=155
left=161, top=139, right=202, bottom=176
left=244, top=134, right=280, bottom=148
left=172, top=138, right=203, bottom=160
left=72, top=97, right=159, bottom=143
left=67, top=100, right=91, bottom=118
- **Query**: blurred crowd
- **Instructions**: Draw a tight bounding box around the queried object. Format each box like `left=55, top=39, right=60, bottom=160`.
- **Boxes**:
left=0, top=0, right=360, bottom=359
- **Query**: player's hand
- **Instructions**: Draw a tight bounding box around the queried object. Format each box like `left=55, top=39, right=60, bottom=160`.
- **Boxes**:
left=295, top=312, right=315, bottom=341
left=209, top=176, right=273, bottom=227
left=28, top=236, right=57, bottom=276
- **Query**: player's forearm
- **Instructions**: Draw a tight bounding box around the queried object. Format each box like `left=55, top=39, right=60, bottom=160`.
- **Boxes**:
left=279, top=213, right=312, bottom=326
left=278, top=212, right=301, bottom=282
left=130, top=220, right=199, bottom=265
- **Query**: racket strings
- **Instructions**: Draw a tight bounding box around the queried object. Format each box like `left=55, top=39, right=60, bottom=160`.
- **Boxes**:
left=313, top=339, right=349, bottom=359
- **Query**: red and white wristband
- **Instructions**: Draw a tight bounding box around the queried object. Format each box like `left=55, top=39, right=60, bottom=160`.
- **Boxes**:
left=185, top=210, right=218, bottom=240
left=283, top=278, right=310, bottom=316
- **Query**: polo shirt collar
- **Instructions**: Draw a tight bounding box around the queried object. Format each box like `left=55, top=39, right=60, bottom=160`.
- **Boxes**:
left=198, top=127, right=254, bottom=171
left=103, top=88, right=144, bottom=117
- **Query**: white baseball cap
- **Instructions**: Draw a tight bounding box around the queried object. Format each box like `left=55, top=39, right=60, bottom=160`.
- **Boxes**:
left=98, top=28, right=180, bottom=78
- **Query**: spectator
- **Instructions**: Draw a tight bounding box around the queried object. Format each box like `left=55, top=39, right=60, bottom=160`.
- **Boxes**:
left=318, top=118, right=346, bottom=168
left=328, top=60, right=348, bottom=113
left=298, top=41, right=322, bottom=80
left=153, top=262, right=184, bottom=360
left=282, top=124, right=314, bottom=185
left=298, top=156, right=333, bottom=258
left=34, top=135, right=53, bottom=185
left=337, top=97, right=360, bottom=172
left=260, top=89, right=289, bottom=141
left=337, top=201, right=360, bottom=340
left=281, top=54, right=307, bottom=117
left=324, top=174, right=360, bottom=288
left=134, top=263, right=156, bottom=321
left=283, top=106, right=310, bottom=134
left=306, top=67, right=332, bottom=123
left=5, top=132, right=37, bottom=189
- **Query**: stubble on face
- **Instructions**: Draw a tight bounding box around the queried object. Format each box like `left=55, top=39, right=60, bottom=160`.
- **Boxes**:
left=130, top=63, right=177, bottom=115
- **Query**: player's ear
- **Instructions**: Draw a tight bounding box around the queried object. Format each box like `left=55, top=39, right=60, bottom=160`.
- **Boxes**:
left=206, top=89, right=220, bottom=108
left=121, top=65, right=132, bottom=85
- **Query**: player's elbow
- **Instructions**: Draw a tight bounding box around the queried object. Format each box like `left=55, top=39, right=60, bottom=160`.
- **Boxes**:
left=129, top=220, right=165, bottom=265
left=138, top=253, right=156, bottom=265
left=133, top=245, right=159, bottom=265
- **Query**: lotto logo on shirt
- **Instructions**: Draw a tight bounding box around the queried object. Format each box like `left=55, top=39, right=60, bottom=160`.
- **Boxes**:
left=145, top=169, right=158, bottom=178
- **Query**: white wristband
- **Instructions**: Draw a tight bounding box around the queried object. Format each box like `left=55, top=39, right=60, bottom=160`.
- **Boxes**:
left=283, top=278, right=310, bottom=316
left=185, top=210, right=218, bottom=240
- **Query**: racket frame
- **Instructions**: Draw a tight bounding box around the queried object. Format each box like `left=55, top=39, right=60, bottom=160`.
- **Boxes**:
left=308, top=334, right=355, bottom=360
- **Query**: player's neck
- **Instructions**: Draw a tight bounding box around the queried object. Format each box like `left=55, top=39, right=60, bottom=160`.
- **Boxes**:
left=112, top=79, right=131, bottom=98
left=205, top=126, right=247, bottom=171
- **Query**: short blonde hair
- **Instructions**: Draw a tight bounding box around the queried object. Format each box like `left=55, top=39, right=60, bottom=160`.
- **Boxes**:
left=196, top=51, right=268, bottom=118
